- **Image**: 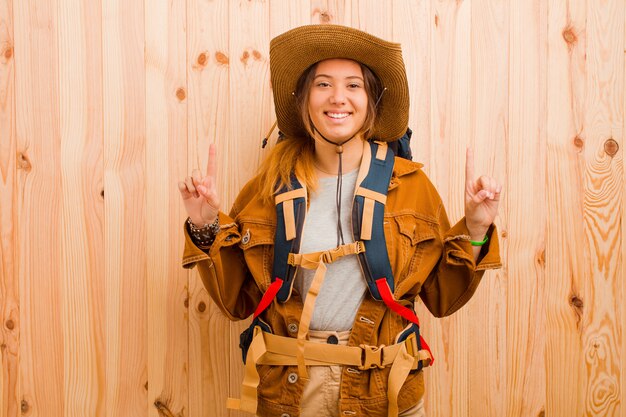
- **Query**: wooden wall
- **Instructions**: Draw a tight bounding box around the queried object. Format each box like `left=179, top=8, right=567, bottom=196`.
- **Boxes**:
left=0, top=0, right=624, bottom=416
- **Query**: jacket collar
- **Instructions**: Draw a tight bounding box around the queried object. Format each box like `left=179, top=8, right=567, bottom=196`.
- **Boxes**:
left=388, top=158, right=423, bottom=191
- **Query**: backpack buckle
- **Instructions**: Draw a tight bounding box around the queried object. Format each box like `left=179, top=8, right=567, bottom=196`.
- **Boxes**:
left=358, top=344, right=385, bottom=370
left=403, top=332, right=418, bottom=357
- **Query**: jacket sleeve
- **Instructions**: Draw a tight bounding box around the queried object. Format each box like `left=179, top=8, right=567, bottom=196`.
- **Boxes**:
left=419, top=202, right=502, bottom=318
left=181, top=208, right=263, bottom=321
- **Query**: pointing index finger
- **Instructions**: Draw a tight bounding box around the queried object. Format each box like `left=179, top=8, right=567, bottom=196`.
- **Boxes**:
left=465, top=147, right=475, bottom=185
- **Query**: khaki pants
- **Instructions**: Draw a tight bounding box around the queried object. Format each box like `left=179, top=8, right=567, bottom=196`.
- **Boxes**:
left=299, top=330, right=427, bottom=417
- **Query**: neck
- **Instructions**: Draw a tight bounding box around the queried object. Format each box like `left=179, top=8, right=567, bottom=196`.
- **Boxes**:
left=313, top=132, right=364, bottom=177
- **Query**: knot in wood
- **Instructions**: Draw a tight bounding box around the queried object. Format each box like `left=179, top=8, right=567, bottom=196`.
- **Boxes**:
left=197, top=52, right=207, bottom=66
left=573, top=136, right=584, bottom=150
left=175, top=88, right=186, bottom=101
left=5, top=319, right=14, bottom=330
left=3, top=46, right=13, bottom=60
left=17, top=153, right=32, bottom=172
left=197, top=301, right=206, bottom=313
left=241, top=50, right=250, bottom=65
left=215, top=51, right=229, bottom=65
left=569, top=295, right=583, bottom=309
left=21, top=400, right=30, bottom=413
left=604, top=138, right=618, bottom=157
left=562, top=28, right=577, bottom=45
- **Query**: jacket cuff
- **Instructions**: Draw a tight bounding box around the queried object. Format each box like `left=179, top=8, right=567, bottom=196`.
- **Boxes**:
left=442, top=218, right=502, bottom=271
left=181, top=212, right=236, bottom=269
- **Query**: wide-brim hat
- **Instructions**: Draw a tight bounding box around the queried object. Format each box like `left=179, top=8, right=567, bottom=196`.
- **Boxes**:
left=269, top=24, right=409, bottom=143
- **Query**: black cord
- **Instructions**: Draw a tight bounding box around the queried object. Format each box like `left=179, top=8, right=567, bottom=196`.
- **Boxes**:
left=336, top=152, right=345, bottom=247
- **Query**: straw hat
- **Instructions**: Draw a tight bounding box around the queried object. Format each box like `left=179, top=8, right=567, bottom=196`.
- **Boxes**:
left=269, top=24, right=409, bottom=143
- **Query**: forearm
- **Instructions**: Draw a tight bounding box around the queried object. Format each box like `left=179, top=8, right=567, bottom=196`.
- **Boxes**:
left=466, top=222, right=489, bottom=262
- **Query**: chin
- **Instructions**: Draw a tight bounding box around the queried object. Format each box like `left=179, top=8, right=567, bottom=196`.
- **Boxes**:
left=320, top=129, right=360, bottom=143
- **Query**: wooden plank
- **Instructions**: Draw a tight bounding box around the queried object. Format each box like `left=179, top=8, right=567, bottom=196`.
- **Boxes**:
left=14, top=1, right=65, bottom=415
left=391, top=1, right=433, bottom=414
left=186, top=0, right=231, bottom=416
left=466, top=1, right=508, bottom=416
left=227, top=2, right=270, bottom=416
left=102, top=0, right=148, bottom=415
left=580, top=0, right=624, bottom=415
left=506, top=1, right=547, bottom=416
left=0, top=0, right=18, bottom=415
left=622, top=4, right=626, bottom=417
left=56, top=0, right=106, bottom=414
left=310, top=0, right=351, bottom=26
left=544, top=0, right=587, bottom=415
left=426, top=1, right=472, bottom=416
left=392, top=0, right=430, bottom=168
left=144, top=0, right=189, bottom=415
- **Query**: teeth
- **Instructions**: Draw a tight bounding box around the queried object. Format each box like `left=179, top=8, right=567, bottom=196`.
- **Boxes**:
left=327, top=112, right=349, bottom=119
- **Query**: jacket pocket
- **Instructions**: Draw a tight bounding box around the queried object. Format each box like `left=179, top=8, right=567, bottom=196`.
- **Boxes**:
left=385, top=214, right=437, bottom=287
left=239, top=220, right=275, bottom=290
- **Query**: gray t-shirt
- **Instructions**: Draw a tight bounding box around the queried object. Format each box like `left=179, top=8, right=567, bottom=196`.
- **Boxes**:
left=294, top=169, right=367, bottom=331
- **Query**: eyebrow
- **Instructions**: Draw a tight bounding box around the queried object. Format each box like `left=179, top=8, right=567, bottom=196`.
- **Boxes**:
left=314, top=74, right=364, bottom=81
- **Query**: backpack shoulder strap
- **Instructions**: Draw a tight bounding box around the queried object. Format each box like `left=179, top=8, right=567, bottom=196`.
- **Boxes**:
left=353, top=141, right=396, bottom=300
left=273, top=176, right=307, bottom=302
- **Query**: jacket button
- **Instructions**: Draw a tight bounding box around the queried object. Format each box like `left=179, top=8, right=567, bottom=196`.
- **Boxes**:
left=241, top=229, right=250, bottom=244
left=326, top=335, right=339, bottom=344
left=287, top=323, right=298, bottom=333
left=287, top=372, right=298, bottom=384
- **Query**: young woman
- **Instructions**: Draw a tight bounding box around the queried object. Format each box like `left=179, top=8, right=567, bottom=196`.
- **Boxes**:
left=179, top=25, right=502, bottom=417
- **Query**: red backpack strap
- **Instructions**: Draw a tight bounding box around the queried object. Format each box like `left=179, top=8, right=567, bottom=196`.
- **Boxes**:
left=253, top=278, right=283, bottom=319
left=375, top=278, right=434, bottom=365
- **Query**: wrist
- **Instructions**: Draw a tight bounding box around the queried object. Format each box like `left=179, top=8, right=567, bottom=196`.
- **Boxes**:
left=187, top=217, right=220, bottom=247
left=190, top=216, right=217, bottom=228
left=465, top=223, right=489, bottom=241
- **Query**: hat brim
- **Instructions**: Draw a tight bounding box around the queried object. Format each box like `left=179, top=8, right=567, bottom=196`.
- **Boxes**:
left=270, top=25, right=409, bottom=142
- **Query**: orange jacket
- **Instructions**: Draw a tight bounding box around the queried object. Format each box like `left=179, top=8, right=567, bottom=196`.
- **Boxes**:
left=182, top=156, right=502, bottom=417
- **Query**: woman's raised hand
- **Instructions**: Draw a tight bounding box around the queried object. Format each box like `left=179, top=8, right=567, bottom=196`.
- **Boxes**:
left=464, top=148, right=501, bottom=240
left=178, top=144, right=221, bottom=226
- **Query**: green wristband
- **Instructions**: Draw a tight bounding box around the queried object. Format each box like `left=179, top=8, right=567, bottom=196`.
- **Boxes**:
left=470, top=235, right=489, bottom=246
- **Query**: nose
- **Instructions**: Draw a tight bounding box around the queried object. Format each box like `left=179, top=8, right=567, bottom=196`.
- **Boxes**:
left=329, top=87, right=346, bottom=105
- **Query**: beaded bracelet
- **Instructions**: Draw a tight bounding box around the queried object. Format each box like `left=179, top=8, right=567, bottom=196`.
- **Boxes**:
left=187, top=217, right=220, bottom=247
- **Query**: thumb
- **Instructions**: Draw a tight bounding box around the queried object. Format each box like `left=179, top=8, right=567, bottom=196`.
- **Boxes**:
left=470, top=189, right=490, bottom=205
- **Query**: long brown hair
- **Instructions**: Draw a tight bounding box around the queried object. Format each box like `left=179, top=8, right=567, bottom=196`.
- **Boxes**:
left=258, top=60, right=383, bottom=202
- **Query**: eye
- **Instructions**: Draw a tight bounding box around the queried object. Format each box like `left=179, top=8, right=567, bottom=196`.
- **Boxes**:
left=316, top=81, right=331, bottom=88
left=348, top=83, right=362, bottom=89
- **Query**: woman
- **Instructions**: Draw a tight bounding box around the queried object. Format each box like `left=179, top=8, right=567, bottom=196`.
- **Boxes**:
left=179, top=25, right=501, bottom=417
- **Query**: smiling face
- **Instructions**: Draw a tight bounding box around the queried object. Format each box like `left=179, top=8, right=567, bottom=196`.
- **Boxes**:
left=306, top=59, right=369, bottom=143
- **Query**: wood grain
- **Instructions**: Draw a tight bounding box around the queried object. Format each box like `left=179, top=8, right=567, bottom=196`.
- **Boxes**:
left=145, top=0, right=189, bottom=416
left=391, top=0, right=430, bottom=168
left=1, top=1, right=626, bottom=417
left=545, top=0, right=587, bottom=415
left=427, top=1, right=472, bottom=416
left=506, top=1, right=547, bottom=416
left=57, top=0, right=105, bottom=414
left=186, top=0, right=231, bottom=416
left=581, top=0, right=624, bottom=415
left=0, top=0, right=17, bottom=416
left=14, top=1, right=65, bottom=415
left=467, top=0, right=508, bottom=416
left=227, top=2, right=271, bottom=415
left=102, top=0, right=148, bottom=414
